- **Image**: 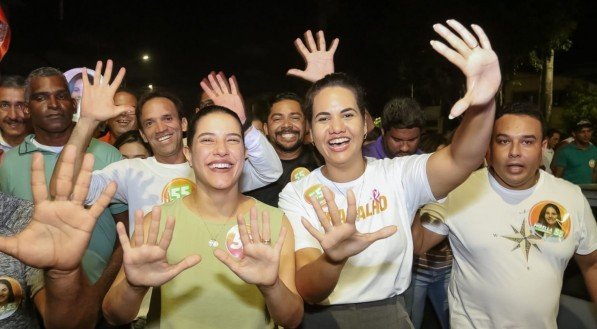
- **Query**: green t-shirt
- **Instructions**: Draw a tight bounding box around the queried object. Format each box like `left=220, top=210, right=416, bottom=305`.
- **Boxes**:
left=0, top=135, right=127, bottom=283
left=147, top=197, right=284, bottom=329
left=553, top=143, right=597, bottom=184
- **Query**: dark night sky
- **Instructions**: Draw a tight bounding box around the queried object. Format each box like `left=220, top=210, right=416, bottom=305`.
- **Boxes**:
left=1, top=0, right=595, bottom=118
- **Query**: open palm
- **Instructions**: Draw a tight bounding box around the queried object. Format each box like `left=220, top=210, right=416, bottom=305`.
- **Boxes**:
left=214, top=208, right=286, bottom=287
left=287, top=30, right=339, bottom=83
left=302, top=187, right=397, bottom=263
left=5, top=145, right=116, bottom=271
left=431, top=20, right=501, bottom=118
left=118, top=208, right=201, bottom=288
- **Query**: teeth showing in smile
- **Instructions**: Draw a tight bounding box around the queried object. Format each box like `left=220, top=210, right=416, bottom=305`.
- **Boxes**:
left=281, top=133, right=296, bottom=140
left=329, top=137, right=349, bottom=145
left=209, top=163, right=232, bottom=169
left=158, top=135, right=172, bottom=142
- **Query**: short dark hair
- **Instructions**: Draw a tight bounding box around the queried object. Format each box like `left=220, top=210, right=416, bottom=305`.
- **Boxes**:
left=113, top=130, right=152, bottom=155
left=304, top=73, right=367, bottom=121
left=187, top=105, right=243, bottom=148
left=496, top=102, right=546, bottom=139
left=546, top=128, right=561, bottom=138
left=25, top=67, right=69, bottom=102
left=136, top=91, right=185, bottom=129
left=381, top=97, right=424, bottom=132
left=115, top=87, right=138, bottom=99
left=266, top=92, right=303, bottom=117
left=0, top=75, right=25, bottom=89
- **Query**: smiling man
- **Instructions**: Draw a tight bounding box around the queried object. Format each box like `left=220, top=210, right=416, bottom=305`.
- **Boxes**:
left=0, top=67, right=126, bottom=323
left=553, top=119, right=596, bottom=184
left=246, top=92, right=321, bottom=206
left=0, top=76, right=30, bottom=154
left=412, top=103, right=597, bottom=328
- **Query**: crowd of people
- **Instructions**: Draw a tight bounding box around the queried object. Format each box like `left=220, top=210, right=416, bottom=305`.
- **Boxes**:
left=0, top=19, right=595, bottom=329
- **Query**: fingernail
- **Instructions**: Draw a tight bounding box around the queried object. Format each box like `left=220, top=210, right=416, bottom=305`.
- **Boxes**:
left=448, top=114, right=455, bottom=120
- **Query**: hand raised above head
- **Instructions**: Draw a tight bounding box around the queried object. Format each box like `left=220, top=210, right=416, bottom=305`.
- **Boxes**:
left=430, top=20, right=501, bottom=119
left=80, top=59, right=134, bottom=122
left=287, top=30, right=339, bottom=83
left=118, top=208, right=201, bottom=288
left=199, top=72, right=246, bottom=124
left=302, top=186, right=397, bottom=263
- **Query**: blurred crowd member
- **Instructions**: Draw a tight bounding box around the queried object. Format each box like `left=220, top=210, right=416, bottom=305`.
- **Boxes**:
left=0, top=75, right=29, bottom=154
left=553, top=119, right=596, bottom=184
left=541, top=128, right=561, bottom=174
left=280, top=21, right=500, bottom=328
left=99, top=88, right=138, bottom=145
left=0, top=67, right=126, bottom=284
left=0, top=146, right=119, bottom=329
left=246, top=92, right=321, bottom=206
left=113, top=130, right=152, bottom=159
left=363, top=97, right=424, bottom=158
left=413, top=103, right=597, bottom=328
left=103, top=106, right=303, bottom=328
left=410, top=131, right=451, bottom=329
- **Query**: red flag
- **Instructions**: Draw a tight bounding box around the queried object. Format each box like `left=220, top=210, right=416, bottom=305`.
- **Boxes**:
left=0, top=5, right=11, bottom=61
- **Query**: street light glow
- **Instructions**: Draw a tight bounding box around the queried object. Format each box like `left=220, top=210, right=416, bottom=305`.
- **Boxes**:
left=148, top=84, right=153, bottom=90
left=142, top=54, right=150, bottom=61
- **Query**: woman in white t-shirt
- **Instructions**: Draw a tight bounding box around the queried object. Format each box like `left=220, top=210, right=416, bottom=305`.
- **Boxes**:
left=279, top=21, right=501, bottom=328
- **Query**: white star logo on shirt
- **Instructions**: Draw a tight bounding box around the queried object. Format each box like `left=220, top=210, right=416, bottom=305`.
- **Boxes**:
left=501, top=219, right=542, bottom=262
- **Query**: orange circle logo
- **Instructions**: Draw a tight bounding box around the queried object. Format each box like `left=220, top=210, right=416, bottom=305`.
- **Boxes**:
left=0, top=276, right=23, bottom=320
left=161, top=178, right=196, bottom=203
left=528, top=201, right=571, bottom=242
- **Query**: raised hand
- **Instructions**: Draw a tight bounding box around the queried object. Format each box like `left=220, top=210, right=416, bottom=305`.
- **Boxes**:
left=430, top=20, right=501, bottom=119
left=200, top=72, right=247, bottom=123
left=0, top=145, right=116, bottom=270
left=214, top=207, right=287, bottom=287
left=117, top=208, right=201, bottom=288
left=302, top=186, right=397, bottom=263
left=287, top=30, right=339, bottom=83
left=80, top=60, right=134, bottom=122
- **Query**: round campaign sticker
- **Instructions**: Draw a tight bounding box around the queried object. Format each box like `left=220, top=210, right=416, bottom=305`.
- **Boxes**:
left=528, top=201, right=571, bottom=242
left=589, top=159, right=595, bottom=169
left=0, top=276, right=23, bottom=320
left=303, top=184, right=326, bottom=208
left=291, top=167, right=310, bottom=182
left=225, top=225, right=245, bottom=259
left=161, top=178, right=196, bottom=203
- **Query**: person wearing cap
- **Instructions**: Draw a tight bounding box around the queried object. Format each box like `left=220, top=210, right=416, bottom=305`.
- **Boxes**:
left=553, top=119, right=596, bottom=184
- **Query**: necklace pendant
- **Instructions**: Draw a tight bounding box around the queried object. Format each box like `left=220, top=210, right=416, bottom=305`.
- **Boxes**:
left=208, top=239, right=219, bottom=248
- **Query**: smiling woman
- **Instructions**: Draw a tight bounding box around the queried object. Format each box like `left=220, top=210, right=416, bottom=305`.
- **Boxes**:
left=279, top=19, right=501, bottom=328
left=103, top=105, right=304, bottom=328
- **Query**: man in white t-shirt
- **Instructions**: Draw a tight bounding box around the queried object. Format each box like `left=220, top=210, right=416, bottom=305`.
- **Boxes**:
left=51, top=62, right=283, bottom=234
left=412, top=103, right=597, bottom=328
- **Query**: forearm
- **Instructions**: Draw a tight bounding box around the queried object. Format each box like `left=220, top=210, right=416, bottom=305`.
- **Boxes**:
left=102, top=278, right=149, bottom=325
left=296, top=254, right=346, bottom=304
left=581, top=263, right=597, bottom=302
left=43, top=268, right=98, bottom=329
left=240, top=128, right=283, bottom=192
left=259, top=277, right=304, bottom=328
left=50, top=118, right=99, bottom=195
left=450, top=100, right=495, bottom=173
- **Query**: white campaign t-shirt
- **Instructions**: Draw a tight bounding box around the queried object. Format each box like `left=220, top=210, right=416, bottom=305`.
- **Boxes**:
left=279, top=154, right=435, bottom=305
left=422, top=168, right=597, bottom=329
